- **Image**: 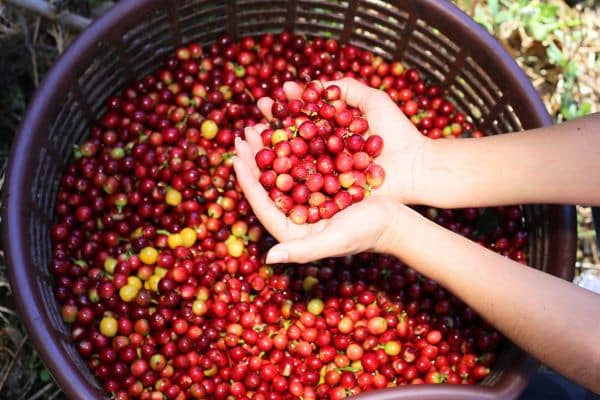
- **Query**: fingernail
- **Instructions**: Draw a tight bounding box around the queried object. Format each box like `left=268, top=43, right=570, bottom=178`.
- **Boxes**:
left=234, top=137, right=242, bottom=146
left=266, top=249, right=288, bottom=264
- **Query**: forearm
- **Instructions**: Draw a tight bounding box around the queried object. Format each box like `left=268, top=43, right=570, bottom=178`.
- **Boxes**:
left=383, top=208, right=600, bottom=393
left=416, top=113, right=600, bottom=208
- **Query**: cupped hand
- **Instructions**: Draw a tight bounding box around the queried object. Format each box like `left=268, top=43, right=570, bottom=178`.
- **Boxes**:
left=233, top=137, right=404, bottom=264
left=255, top=77, right=427, bottom=204
left=233, top=77, right=426, bottom=264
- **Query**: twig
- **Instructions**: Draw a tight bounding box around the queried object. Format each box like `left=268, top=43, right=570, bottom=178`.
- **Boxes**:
left=4, top=0, right=91, bottom=31
left=16, top=373, right=36, bottom=400
left=0, top=333, right=28, bottom=392
left=0, top=305, right=16, bottom=315
left=14, top=9, right=40, bottom=89
left=0, top=305, right=16, bottom=324
left=28, top=382, right=55, bottom=400
left=31, top=17, right=40, bottom=86
left=470, top=0, right=479, bottom=17
left=47, top=388, right=63, bottom=400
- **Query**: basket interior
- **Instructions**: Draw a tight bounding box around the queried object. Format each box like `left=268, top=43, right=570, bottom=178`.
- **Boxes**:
left=15, top=0, right=566, bottom=396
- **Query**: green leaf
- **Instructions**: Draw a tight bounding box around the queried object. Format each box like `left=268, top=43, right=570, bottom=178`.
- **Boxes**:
left=538, top=4, right=559, bottom=21
left=529, top=21, right=554, bottom=41
left=474, top=7, right=493, bottom=32
left=494, top=10, right=512, bottom=24
left=487, top=0, right=499, bottom=17
left=564, top=61, right=579, bottom=77
left=580, top=102, right=592, bottom=116
left=546, top=42, right=565, bottom=65
left=40, top=369, right=51, bottom=382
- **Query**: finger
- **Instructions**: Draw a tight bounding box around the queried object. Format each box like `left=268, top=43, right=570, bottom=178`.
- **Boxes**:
left=325, top=77, right=378, bottom=110
left=234, top=138, right=260, bottom=178
left=327, top=77, right=396, bottom=116
left=232, top=156, right=304, bottom=242
left=283, top=81, right=304, bottom=100
left=257, top=97, right=274, bottom=120
left=265, top=225, right=350, bottom=264
left=244, top=125, right=267, bottom=155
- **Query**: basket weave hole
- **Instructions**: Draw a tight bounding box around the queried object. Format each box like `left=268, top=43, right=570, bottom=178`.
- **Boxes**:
left=31, top=147, right=60, bottom=214
left=350, top=9, right=401, bottom=56
left=453, top=76, right=492, bottom=121
left=131, top=44, right=174, bottom=77
left=178, top=3, right=227, bottom=45
left=295, top=1, right=347, bottom=38
left=448, top=84, right=482, bottom=123
left=237, top=8, right=287, bottom=32
left=177, top=1, right=226, bottom=25
left=236, top=0, right=286, bottom=7
left=122, top=8, right=168, bottom=45
left=49, top=96, right=87, bottom=159
left=86, top=71, right=126, bottom=117
left=355, top=3, right=405, bottom=33
left=36, top=276, right=65, bottom=331
left=29, top=212, right=51, bottom=275
left=415, top=19, right=459, bottom=53
left=402, top=51, right=446, bottom=83
left=465, top=57, right=502, bottom=106
left=348, top=30, right=394, bottom=59
left=408, top=29, right=456, bottom=70
left=123, top=17, right=174, bottom=76
left=503, top=104, right=523, bottom=131
left=76, top=44, right=113, bottom=87
left=496, top=110, right=517, bottom=133
left=77, top=47, right=123, bottom=115
left=355, top=0, right=407, bottom=54
left=358, top=0, right=408, bottom=23
left=405, top=40, right=451, bottom=77
left=126, top=25, right=171, bottom=61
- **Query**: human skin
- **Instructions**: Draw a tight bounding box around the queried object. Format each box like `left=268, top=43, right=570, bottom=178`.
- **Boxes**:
left=233, top=78, right=600, bottom=393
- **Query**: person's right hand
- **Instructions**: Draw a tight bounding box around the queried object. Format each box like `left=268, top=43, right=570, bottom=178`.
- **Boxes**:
left=254, top=77, right=428, bottom=205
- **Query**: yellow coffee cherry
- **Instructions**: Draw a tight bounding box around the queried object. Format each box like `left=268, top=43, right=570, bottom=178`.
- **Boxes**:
left=100, top=316, right=118, bottom=337
left=303, top=276, right=319, bottom=292
left=271, top=128, right=288, bottom=145
left=119, top=284, right=138, bottom=302
left=165, top=187, right=182, bottom=206
left=140, top=247, right=158, bottom=265
left=149, top=275, right=161, bottom=292
left=201, top=119, right=218, bottom=139
left=154, top=267, right=167, bottom=278
left=180, top=227, right=197, bottom=248
left=225, top=236, right=244, bottom=258
left=104, top=257, right=117, bottom=274
left=168, top=233, right=183, bottom=249
left=127, top=276, right=142, bottom=291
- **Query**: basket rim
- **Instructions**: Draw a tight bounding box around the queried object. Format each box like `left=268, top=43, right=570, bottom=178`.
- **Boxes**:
left=1, top=0, right=572, bottom=399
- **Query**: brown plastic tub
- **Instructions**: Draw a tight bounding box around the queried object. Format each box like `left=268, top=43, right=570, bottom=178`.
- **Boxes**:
left=1, top=0, right=576, bottom=399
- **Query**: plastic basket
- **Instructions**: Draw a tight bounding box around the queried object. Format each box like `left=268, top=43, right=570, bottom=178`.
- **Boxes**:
left=1, top=1, right=576, bottom=399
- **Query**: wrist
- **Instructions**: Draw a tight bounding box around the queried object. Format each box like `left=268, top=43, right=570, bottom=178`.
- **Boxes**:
left=375, top=201, right=415, bottom=256
left=406, top=137, right=436, bottom=206
left=410, top=137, right=468, bottom=208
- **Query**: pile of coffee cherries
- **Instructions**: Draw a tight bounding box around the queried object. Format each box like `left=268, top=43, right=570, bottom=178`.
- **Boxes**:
left=255, top=81, right=385, bottom=223
left=49, top=32, right=527, bottom=400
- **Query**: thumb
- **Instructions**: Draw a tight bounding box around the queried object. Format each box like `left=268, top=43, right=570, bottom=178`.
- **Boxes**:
left=266, top=229, right=350, bottom=264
